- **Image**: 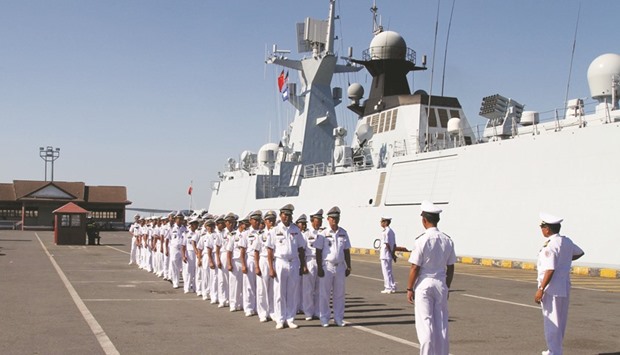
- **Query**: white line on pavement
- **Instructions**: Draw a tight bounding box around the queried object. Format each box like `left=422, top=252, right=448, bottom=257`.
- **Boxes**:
left=350, top=274, right=384, bottom=282
left=106, top=245, right=129, bottom=254
left=35, top=233, right=120, bottom=355
left=344, top=321, right=421, bottom=350
left=461, top=293, right=540, bottom=309
left=84, top=298, right=203, bottom=302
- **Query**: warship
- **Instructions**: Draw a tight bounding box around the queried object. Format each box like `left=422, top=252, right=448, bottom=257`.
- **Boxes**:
left=208, top=0, right=620, bottom=268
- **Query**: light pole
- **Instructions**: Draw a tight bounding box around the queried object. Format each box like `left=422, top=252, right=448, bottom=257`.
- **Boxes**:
left=39, top=146, right=61, bottom=181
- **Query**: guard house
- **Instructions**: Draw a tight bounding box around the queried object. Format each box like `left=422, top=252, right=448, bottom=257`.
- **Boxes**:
left=0, top=180, right=131, bottom=230
left=53, top=202, right=89, bottom=245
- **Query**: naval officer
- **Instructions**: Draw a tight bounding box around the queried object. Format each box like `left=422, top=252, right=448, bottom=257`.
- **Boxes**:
left=181, top=216, right=200, bottom=294
left=169, top=213, right=187, bottom=289
left=315, top=206, right=351, bottom=327
left=255, top=210, right=276, bottom=323
left=406, top=201, right=456, bottom=355
left=301, top=209, right=323, bottom=320
left=267, top=204, right=307, bottom=329
left=535, top=213, right=584, bottom=355
left=128, top=214, right=141, bottom=265
left=379, top=217, right=397, bottom=294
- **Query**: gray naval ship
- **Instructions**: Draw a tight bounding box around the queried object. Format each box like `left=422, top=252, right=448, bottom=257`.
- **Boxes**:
left=209, top=0, right=620, bottom=269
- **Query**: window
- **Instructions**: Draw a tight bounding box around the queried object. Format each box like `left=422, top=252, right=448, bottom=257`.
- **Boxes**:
left=71, top=215, right=81, bottom=227
left=61, top=214, right=70, bottom=227
left=426, top=108, right=438, bottom=127
left=438, top=109, right=449, bottom=128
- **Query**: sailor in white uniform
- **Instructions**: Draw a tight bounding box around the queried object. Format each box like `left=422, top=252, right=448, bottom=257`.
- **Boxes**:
left=406, top=201, right=456, bottom=355
left=128, top=214, right=141, bottom=265
left=267, top=204, right=307, bottom=330
left=207, top=215, right=224, bottom=304
left=315, top=206, right=351, bottom=327
left=215, top=214, right=232, bottom=308
left=182, top=216, right=200, bottom=294
left=302, top=209, right=323, bottom=320
left=242, top=211, right=262, bottom=317
left=196, top=216, right=215, bottom=300
left=255, top=210, right=276, bottom=322
left=226, top=213, right=243, bottom=312
left=168, top=213, right=187, bottom=289
left=380, top=217, right=397, bottom=293
left=535, top=213, right=584, bottom=355
left=295, top=214, right=308, bottom=315
left=161, top=213, right=173, bottom=281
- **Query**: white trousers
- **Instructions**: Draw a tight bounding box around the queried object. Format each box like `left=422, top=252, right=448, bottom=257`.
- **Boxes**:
left=273, top=258, right=300, bottom=324
left=542, top=293, right=570, bottom=355
left=182, top=251, right=196, bottom=293
left=196, top=256, right=203, bottom=295
left=243, top=257, right=257, bottom=313
left=217, top=253, right=229, bottom=306
left=229, top=258, right=243, bottom=310
left=129, top=236, right=138, bottom=264
left=414, top=277, right=449, bottom=355
left=209, top=265, right=218, bottom=303
left=256, top=256, right=274, bottom=320
left=200, top=254, right=210, bottom=300
left=169, top=247, right=182, bottom=288
left=302, top=258, right=320, bottom=318
left=163, top=252, right=170, bottom=279
left=381, top=258, right=396, bottom=291
left=319, top=261, right=346, bottom=324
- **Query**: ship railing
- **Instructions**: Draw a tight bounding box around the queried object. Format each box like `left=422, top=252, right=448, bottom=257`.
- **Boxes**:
left=361, top=47, right=416, bottom=65
left=304, top=162, right=330, bottom=178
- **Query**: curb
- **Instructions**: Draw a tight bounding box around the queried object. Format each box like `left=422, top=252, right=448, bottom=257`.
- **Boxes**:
left=350, top=248, right=619, bottom=279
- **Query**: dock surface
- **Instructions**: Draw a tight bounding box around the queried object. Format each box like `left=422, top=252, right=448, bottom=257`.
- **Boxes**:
left=1, top=230, right=619, bottom=354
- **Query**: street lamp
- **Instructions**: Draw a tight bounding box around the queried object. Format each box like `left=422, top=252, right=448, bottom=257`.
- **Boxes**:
left=39, top=146, right=61, bottom=181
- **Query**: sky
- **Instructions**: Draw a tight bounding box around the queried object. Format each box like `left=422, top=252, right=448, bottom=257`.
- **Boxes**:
left=1, top=0, right=618, bottom=217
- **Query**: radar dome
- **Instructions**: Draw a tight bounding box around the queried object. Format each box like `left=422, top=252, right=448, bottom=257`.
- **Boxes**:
left=258, top=143, right=279, bottom=165
left=355, top=123, right=373, bottom=144
left=447, top=118, right=461, bottom=135
left=369, top=31, right=407, bottom=60
left=348, top=83, right=364, bottom=101
left=587, top=53, right=620, bottom=102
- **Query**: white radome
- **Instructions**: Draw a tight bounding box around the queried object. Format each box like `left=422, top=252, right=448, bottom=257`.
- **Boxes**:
left=587, top=53, right=620, bottom=101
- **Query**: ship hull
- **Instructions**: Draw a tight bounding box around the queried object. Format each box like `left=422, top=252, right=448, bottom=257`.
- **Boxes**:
left=210, top=121, right=620, bottom=268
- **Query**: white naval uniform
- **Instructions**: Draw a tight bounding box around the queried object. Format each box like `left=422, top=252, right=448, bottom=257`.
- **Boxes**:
left=255, top=229, right=274, bottom=321
left=267, top=222, right=305, bottom=325
left=206, top=231, right=219, bottom=303
left=242, top=228, right=259, bottom=315
left=537, top=234, right=583, bottom=355
left=168, top=224, right=187, bottom=288
left=195, top=228, right=208, bottom=298
left=182, top=229, right=198, bottom=293
left=152, top=225, right=162, bottom=276
left=380, top=226, right=397, bottom=291
left=129, top=222, right=140, bottom=265
left=227, top=229, right=243, bottom=311
left=315, top=226, right=351, bottom=325
left=217, top=228, right=231, bottom=306
left=408, top=227, right=456, bottom=355
left=302, top=227, right=321, bottom=318
left=161, top=223, right=171, bottom=280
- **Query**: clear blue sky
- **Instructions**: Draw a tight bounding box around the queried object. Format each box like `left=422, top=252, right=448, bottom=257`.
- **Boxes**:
left=1, top=0, right=616, bottom=215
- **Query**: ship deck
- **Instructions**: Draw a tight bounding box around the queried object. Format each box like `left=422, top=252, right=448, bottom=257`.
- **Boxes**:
left=1, top=230, right=619, bottom=354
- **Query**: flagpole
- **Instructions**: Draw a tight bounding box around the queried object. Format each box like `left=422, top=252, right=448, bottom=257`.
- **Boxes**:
left=189, top=180, right=193, bottom=211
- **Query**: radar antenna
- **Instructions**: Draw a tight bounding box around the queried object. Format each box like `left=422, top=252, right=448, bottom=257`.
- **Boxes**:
left=371, top=0, right=383, bottom=35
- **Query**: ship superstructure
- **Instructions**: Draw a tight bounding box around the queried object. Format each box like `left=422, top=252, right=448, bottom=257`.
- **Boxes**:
left=209, top=1, right=620, bottom=268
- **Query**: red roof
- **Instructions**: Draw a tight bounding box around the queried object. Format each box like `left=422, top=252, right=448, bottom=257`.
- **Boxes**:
left=53, top=202, right=89, bottom=214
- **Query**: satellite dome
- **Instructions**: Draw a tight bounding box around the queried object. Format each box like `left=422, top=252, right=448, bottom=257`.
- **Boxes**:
left=348, top=83, right=364, bottom=101
left=587, top=53, right=620, bottom=102
left=258, top=143, right=279, bottom=165
left=369, top=31, right=407, bottom=60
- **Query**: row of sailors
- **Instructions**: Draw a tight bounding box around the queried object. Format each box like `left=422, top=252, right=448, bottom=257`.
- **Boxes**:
left=128, top=204, right=352, bottom=329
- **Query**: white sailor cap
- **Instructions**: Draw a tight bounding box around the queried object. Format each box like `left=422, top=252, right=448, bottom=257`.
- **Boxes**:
left=420, top=200, right=442, bottom=214
left=539, top=212, right=563, bottom=225
left=380, top=216, right=392, bottom=222
left=188, top=216, right=200, bottom=224
left=327, top=206, right=341, bottom=218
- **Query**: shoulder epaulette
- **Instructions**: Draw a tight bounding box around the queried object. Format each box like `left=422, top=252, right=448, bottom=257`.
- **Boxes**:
left=415, top=233, right=425, bottom=240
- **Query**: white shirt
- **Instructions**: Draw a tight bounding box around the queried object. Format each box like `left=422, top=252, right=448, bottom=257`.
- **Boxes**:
left=305, top=227, right=324, bottom=258
left=226, top=229, right=243, bottom=260
left=169, top=224, right=187, bottom=249
left=266, top=222, right=305, bottom=261
left=315, top=227, right=351, bottom=264
left=408, top=227, right=456, bottom=281
left=537, top=234, right=583, bottom=297
left=380, top=226, right=396, bottom=260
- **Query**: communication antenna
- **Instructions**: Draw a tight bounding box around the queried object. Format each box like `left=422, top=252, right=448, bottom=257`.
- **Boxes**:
left=425, top=0, right=441, bottom=151
left=563, top=2, right=581, bottom=119
left=371, top=0, right=383, bottom=34
left=440, top=0, right=456, bottom=96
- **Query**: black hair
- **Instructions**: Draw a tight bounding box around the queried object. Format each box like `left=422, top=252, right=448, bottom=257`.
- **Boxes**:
left=421, top=212, right=440, bottom=225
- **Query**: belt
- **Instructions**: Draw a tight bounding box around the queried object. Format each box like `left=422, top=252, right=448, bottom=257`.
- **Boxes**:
left=275, top=257, right=294, bottom=263
left=325, top=260, right=341, bottom=266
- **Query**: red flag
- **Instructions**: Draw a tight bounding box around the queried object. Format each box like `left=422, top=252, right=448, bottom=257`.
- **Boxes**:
left=187, top=185, right=193, bottom=195
left=277, top=70, right=285, bottom=92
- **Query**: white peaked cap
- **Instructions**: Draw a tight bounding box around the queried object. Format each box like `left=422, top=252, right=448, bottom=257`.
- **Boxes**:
left=420, top=200, right=442, bottom=214
left=540, top=212, right=563, bottom=224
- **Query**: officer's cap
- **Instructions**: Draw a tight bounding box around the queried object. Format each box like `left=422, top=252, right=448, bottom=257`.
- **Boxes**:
left=264, top=210, right=277, bottom=220
left=215, top=214, right=226, bottom=223
left=327, top=206, right=341, bottom=218
left=224, top=212, right=238, bottom=221
left=381, top=217, right=392, bottom=222
left=279, top=204, right=294, bottom=216
left=295, top=214, right=308, bottom=224
left=539, top=212, right=563, bottom=225
left=420, top=200, right=442, bottom=214
left=134, top=214, right=141, bottom=220
left=188, top=216, right=200, bottom=224
left=174, top=211, right=185, bottom=218
left=240, top=213, right=251, bottom=224
left=250, top=210, right=263, bottom=221
left=310, top=209, right=324, bottom=220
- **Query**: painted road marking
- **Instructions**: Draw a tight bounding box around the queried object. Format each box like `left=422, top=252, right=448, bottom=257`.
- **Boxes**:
left=35, top=233, right=120, bottom=355
left=461, top=294, right=540, bottom=310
